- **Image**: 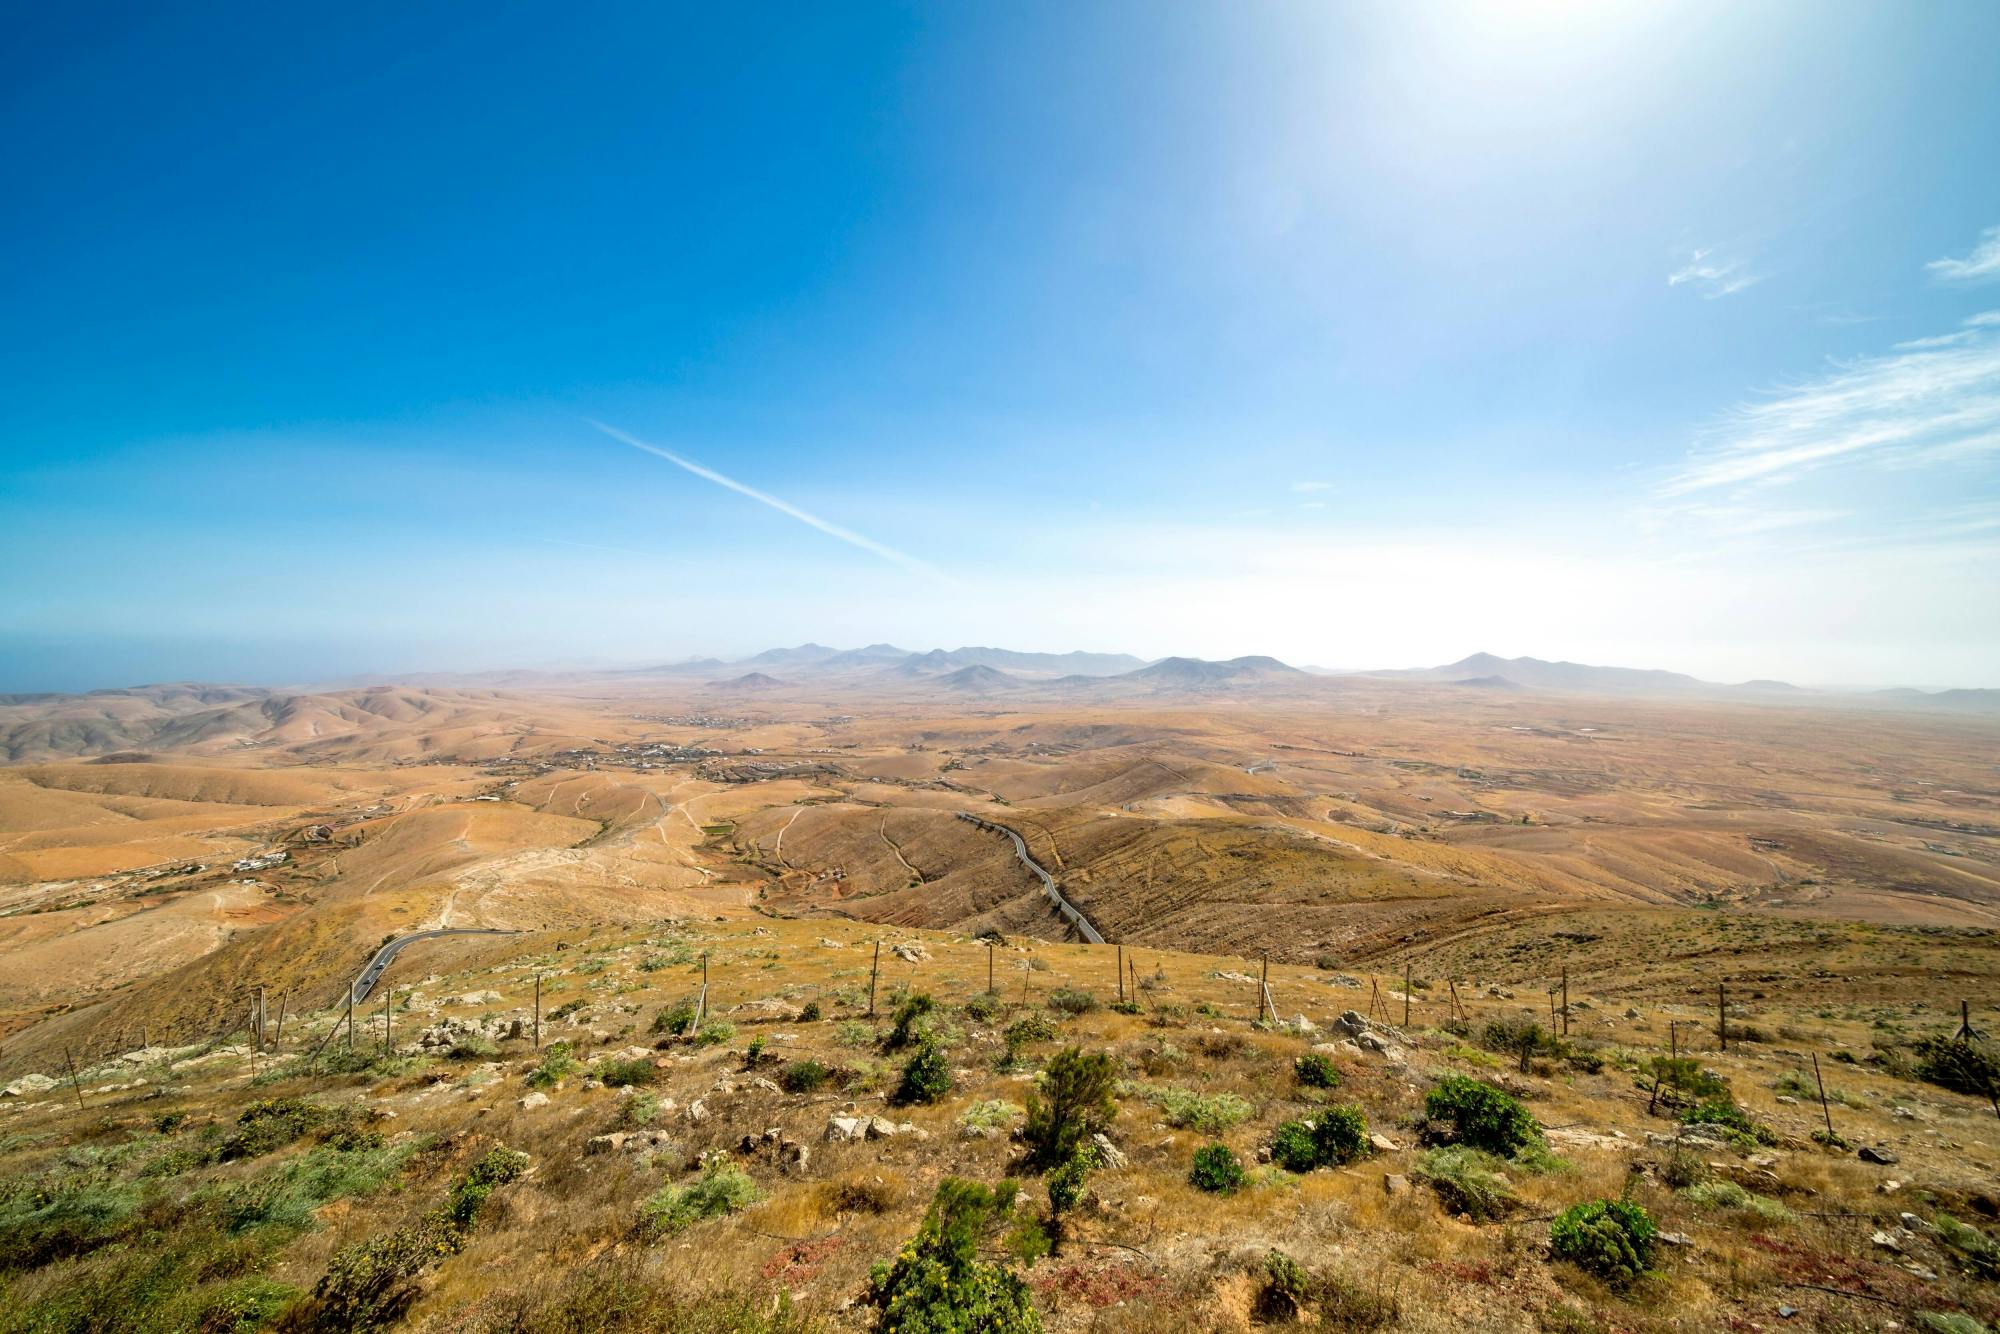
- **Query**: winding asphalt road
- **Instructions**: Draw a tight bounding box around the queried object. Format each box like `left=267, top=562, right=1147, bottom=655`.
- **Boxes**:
left=348, top=928, right=517, bottom=1005
left=957, top=812, right=1106, bottom=945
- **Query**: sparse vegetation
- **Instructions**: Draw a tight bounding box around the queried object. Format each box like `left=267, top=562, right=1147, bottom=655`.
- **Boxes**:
left=639, top=1160, right=762, bottom=1237
left=1190, top=1143, right=1246, bottom=1194
left=1549, top=1199, right=1657, bottom=1285
left=867, top=1179, right=1040, bottom=1333
left=1423, top=1076, right=1542, bottom=1156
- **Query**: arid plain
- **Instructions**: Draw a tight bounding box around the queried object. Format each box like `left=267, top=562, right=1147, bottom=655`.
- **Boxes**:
left=3, top=663, right=1996, bottom=1062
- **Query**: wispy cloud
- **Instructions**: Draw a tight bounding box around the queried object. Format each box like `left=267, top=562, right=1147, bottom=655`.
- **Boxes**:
left=1966, top=311, right=2000, bottom=328
left=1290, top=480, right=1333, bottom=493
left=1668, top=246, right=1761, bottom=299
left=1926, top=225, right=2000, bottom=285
left=1661, top=324, right=2000, bottom=496
left=587, top=420, right=954, bottom=583
left=1298, top=500, right=1327, bottom=511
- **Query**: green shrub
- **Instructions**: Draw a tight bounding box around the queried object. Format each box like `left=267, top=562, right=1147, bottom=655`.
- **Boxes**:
left=887, top=994, right=937, bottom=1051
left=1144, top=1086, right=1253, bottom=1135
left=1255, top=1249, right=1312, bottom=1324
left=1003, top=1014, right=1058, bottom=1052
left=1294, top=1051, right=1342, bottom=1089
left=1914, top=1037, right=2000, bottom=1105
left=1481, top=1016, right=1550, bottom=1073
left=594, top=1057, right=657, bottom=1088
left=1934, top=1213, right=2000, bottom=1279
left=547, top=999, right=589, bottom=1023
left=1415, top=1146, right=1517, bottom=1220
left=894, top=1038, right=953, bottom=1106
left=1311, top=1104, right=1369, bottom=1166
left=640, top=1161, right=762, bottom=1237
left=218, top=1142, right=411, bottom=1234
left=651, top=1000, right=698, bottom=1036
left=959, top=1100, right=1023, bottom=1133
left=1270, top=1120, right=1321, bottom=1173
left=1046, top=988, right=1096, bottom=1017
left=297, top=1146, right=527, bottom=1331
left=963, top=992, right=1003, bottom=1023
left=447, top=1034, right=499, bottom=1061
left=1045, top=1145, right=1092, bottom=1220
left=1424, top=1076, right=1542, bottom=1157
left=867, top=1179, right=1041, bottom=1333
left=526, top=1042, right=579, bottom=1089
left=1549, top=1199, right=1657, bottom=1284
left=1190, top=1143, right=1246, bottom=1194
left=623, top=1092, right=661, bottom=1127
left=779, top=1060, right=830, bottom=1094
left=1679, top=1099, right=1775, bottom=1145
left=836, top=1020, right=874, bottom=1047
left=1023, top=1047, right=1117, bottom=1169
left=797, top=1001, right=822, bottom=1023
left=692, top=1020, right=735, bottom=1047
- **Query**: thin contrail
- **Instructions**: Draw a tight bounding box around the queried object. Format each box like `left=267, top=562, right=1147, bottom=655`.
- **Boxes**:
left=587, top=419, right=952, bottom=583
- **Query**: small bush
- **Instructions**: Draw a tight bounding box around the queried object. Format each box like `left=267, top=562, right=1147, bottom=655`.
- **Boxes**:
left=886, top=994, right=937, bottom=1051
left=525, top=1042, right=579, bottom=1090
left=1004, top=1014, right=1058, bottom=1049
left=594, top=1057, right=657, bottom=1088
left=779, top=1060, right=830, bottom=1094
left=1934, top=1213, right=2000, bottom=1279
left=1255, top=1249, right=1312, bottom=1324
left=1424, top=1076, right=1542, bottom=1157
left=1680, top=1099, right=1775, bottom=1146
left=1190, top=1143, right=1246, bottom=1194
left=835, top=1020, right=874, bottom=1047
left=797, top=1000, right=822, bottom=1023
left=640, top=1161, right=762, bottom=1237
left=1311, top=1104, right=1369, bottom=1166
left=692, top=1020, right=735, bottom=1047
left=1024, top=1047, right=1118, bottom=1170
left=1046, top=988, right=1096, bottom=1017
left=1145, top=1087, right=1253, bottom=1135
left=1550, top=1199, right=1657, bottom=1284
left=446, top=1034, right=499, bottom=1061
left=963, top=992, right=1003, bottom=1023
left=867, top=1179, right=1040, bottom=1333
left=1481, top=1016, right=1550, bottom=1073
left=893, top=1038, right=953, bottom=1106
left=1294, top=1051, right=1342, bottom=1089
left=1270, top=1120, right=1321, bottom=1173
left=1914, top=1037, right=2000, bottom=1104
left=651, top=1000, right=699, bottom=1037
left=1415, top=1146, right=1517, bottom=1220
left=960, top=1100, right=1023, bottom=1133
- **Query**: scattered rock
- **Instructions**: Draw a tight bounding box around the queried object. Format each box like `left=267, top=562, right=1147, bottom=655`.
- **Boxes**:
left=1092, top=1133, right=1127, bottom=1170
left=1774, top=1095, right=1799, bottom=1106
left=518, top=1092, right=549, bottom=1110
left=454, top=991, right=503, bottom=1006
left=2, top=1074, right=59, bottom=1098
left=1658, top=1231, right=1695, bottom=1248
left=1859, top=1146, right=1900, bottom=1165
left=1369, top=1134, right=1401, bottom=1153
left=1879, top=1180, right=1903, bottom=1195
left=1871, top=1230, right=1901, bottom=1252
left=587, top=1130, right=676, bottom=1156
left=685, top=1099, right=709, bottom=1124
left=1383, top=1173, right=1411, bottom=1196
left=890, top=943, right=930, bottom=964
left=1623, top=1006, right=1642, bottom=1019
left=825, top=1116, right=871, bottom=1143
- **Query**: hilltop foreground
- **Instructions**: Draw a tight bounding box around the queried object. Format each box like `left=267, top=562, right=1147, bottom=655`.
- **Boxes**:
left=2, top=915, right=1998, bottom=1332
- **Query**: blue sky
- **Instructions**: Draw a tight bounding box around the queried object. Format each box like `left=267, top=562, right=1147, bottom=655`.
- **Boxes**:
left=4, top=1, right=1998, bottom=691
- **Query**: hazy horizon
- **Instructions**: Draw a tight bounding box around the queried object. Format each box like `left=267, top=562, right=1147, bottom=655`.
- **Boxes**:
left=5, top=3, right=1998, bottom=694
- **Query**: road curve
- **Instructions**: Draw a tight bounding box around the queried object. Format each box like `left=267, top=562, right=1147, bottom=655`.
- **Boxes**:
left=349, top=928, right=518, bottom=1005
left=957, top=812, right=1107, bottom=945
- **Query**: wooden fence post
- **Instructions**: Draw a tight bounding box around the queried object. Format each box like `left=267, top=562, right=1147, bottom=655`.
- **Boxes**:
left=1718, top=982, right=1728, bottom=1052
left=62, top=1045, right=85, bottom=1113
left=1260, top=953, right=1269, bottom=1022
left=345, top=992, right=354, bottom=1054
left=382, top=988, right=392, bottom=1055
left=1404, top=961, right=1412, bottom=1028
left=1811, top=1052, right=1836, bottom=1141
left=533, top=973, right=542, bottom=1049
left=272, top=992, right=288, bottom=1051
left=868, top=942, right=880, bottom=1017
left=1117, top=944, right=1124, bottom=1003
left=988, top=942, right=995, bottom=996
left=1561, top=969, right=1569, bottom=1037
